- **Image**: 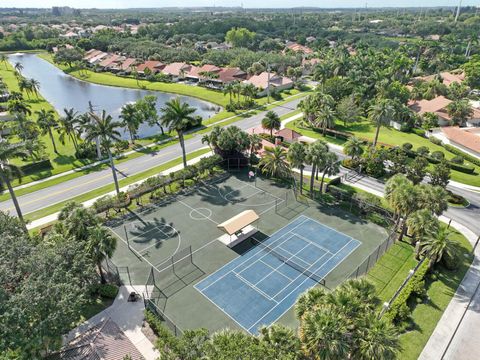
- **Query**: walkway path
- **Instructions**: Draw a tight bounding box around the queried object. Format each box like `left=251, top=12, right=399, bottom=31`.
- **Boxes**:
left=66, top=285, right=159, bottom=360
left=1, top=96, right=303, bottom=216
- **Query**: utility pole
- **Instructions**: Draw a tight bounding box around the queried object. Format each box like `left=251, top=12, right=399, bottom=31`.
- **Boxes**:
left=88, top=101, right=102, bottom=160
left=455, top=0, right=462, bottom=22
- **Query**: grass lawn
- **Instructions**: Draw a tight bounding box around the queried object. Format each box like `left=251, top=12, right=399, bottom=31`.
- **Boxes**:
left=286, top=119, right=480, bottom=187
left=77, top=295, right=114, bottom=325
left=365, top=224, right=473, bottom=359
left=398, top=227, right=473, bottom=360
left=24, top=147, right=211, bottom=222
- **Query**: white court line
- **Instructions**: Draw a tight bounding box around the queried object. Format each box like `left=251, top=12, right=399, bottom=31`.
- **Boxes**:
left=198, top=217, right=310, bottom=293
left=125, top=225, right=160, bottom=243
left=248, top=238, right=312, bottom=287
left=248, top=237, right=357, bottom=332
left=136, top=225, right=180, bottom=255
left=259, top=259, right=293, bottom=281
left=178, top=199, right=220, bottom=225
left=233, top=272, right=279, bottom=303
left=293, top=232, right=334, bottom=256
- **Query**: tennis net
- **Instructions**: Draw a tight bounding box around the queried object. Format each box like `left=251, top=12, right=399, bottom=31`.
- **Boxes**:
left=251, top=238, right=325, bottom=285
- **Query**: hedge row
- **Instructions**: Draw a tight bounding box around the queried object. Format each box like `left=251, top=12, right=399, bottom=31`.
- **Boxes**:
left=92, top=155, right=223, bottom=215
left=144, top=309, right=177, bottom=343
left=20, top=159, right=52, bottom=175
left=383, top=260, right=429, bottom=324
left=443, top=143, right=480, bottom=168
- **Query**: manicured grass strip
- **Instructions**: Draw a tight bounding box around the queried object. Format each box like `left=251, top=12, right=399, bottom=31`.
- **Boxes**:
left=398, top=227, right=473, bottom=360
left=286, top=118, right=480, bottom=187
left=24, top=148, right=210, bottom=222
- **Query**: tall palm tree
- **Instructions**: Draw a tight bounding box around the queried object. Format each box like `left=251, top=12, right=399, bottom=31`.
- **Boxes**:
left=248, top=133, right=262, bottom=156
left=305, top=140, right=328, bottom=198
left=319, top=151, right=340, bottom=194
left=368, top=98, right=395, bottom=147
left=421, top=228, right=457, bottom=270
left=7, top=100, right=31, bottom=115
left=83, top=110, right=122, bottom=194
left=58, top=108, right=79, bottom=151
left=446, top=99, right=473, bottom=127
left=259, top=146, right=291, bottom=179
left=223, top=82, right=235, bottom=105
left=343, top=136, right=364, bottom=162
left=35, top=109, right=58, bottom=153
left=160, top=98, right=196, bottom=168
left=28, top=78, right=40, bottom=98
left=318, top=104, right=336, bottom=135
left=407, top=209, right=439, bottom=256
left=355, top=313, right=399, bottom=360
left=14, top=61, right=23, bottom=74
left=0, top=140, right=27, bottom=227
left=287, top=142, right=306, bottom=194
left=261, top=111, right=281, bottom=137
left=0, top=54, right=7, bottom=69
left=86, top=225, right=117, bottom=284
left=120, top=102, right=141, bottom=144
left=418, top=184, right=448, bottom=216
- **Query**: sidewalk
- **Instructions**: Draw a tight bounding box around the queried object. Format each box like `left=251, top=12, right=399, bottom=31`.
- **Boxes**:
left=419, top=218, right=480, bottom=360
left=65, top=285, right=159, bottom=360
left=27, top=151, right=212, bottom=230
left=13, top=92, right=307, bottom=192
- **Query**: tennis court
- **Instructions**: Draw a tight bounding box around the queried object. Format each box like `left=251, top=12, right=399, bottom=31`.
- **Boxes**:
left=195, top=215, right=361, bottom=334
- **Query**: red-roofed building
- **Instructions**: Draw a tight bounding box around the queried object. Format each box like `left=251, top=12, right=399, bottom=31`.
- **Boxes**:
left=284, top=42, right=314, bottom=55
left=136, top=60, right=165, bottom=75
left=275, top=128, right=302, bottom=143
left=441, top=127, right=480, bottom=157
left=244, top=72, right=294, bottom=96
left=110, top=58, right=137, bottom=73
left=186, top=64, right=222, bottom=82
left=412, top=71, right=465, bottom=87
left=217, top=67, right=247, bottom=84
left=162, top=62, right=193, bottom=80
left=99, top=54, right=121, bottom=69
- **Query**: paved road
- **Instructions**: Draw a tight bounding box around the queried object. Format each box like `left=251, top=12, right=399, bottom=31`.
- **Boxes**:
left=0, top=98, right=303, bottom=216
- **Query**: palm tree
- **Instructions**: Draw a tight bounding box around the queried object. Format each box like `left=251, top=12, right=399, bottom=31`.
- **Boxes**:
left=120, top=102, right=141, bottom=144
left=160, top=98, right=197, bottom=168
left=319, top=151, right=340, bottom=194
left=36, top=109, right=58, bottom=153
left=83, top=110, right=122, bottom=194
left=14, top=61, right=23, bottom=74
left=7, top=100, right=31, bottom=115
left=421, top=228, right=457, bottom=270
left=418, top=184, right=448, bottom=216
left=446, top=99, right=473, bottom=127
left=407, top=209, right=439, bottom=256
left=232, top=81, right=243, bottom=105
left=287, top=142, right=306, bottom=194
left=261, top=111, right=281, bottom=137
left=305, top=140, right=328, bottom=198
left=355, top=313, right=399, bottom=360
left=248, top=133, right=262, bottom=156
left=343, top=136, right=364, bottom=162
left=28, top=78, right=40, bottom=98
left=0, top=54, right=8, bottom=69
left=259, top=146, right=291, bottom=179
left=0, top=140, right=27, bottom=227
left=58, top=108, right=79, bottom=151
left=223, top=82, right=235, bottom=105
left=368, top=98, right=395, bottom=147
left=86, top=225, right=117, bottom=284
left=318, top=104, right=336, bottom=135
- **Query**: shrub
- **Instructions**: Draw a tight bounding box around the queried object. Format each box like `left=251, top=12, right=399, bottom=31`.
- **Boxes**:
left=144, top=309, right=179, bottom=348
left=93, top=195, right=115, bottom=214
left=429, top=136, right=443, bottom=145
left=430, top=151, right=445, bottom=160
left=416, top=146, right=430, bottom=156
left=114, top=140, right=130, bottom=153
left=97, top=284, right=119, bottom=299
left=442, top=252, right=459, bottom=270
left=384, top=260, right=429, bottom=325
left=412, top=128, right=426, bottom=137
left=75, top=142, right=97, bottom=160
left=342, top=158, right=359, bottom=169
left=442, top=143, right=480, bottom=167
left=449, top=162, right=475, bottom=174
left=402, top=142, right=413, bottom=151
left=20, top=159, right=52, bottom=175
left=451, top=155, right=464, bottom=164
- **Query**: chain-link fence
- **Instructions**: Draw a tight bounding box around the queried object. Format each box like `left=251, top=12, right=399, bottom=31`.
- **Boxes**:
left=340, top=231, right=397, bottom=286
left=101, top=256, right=121, bottom=286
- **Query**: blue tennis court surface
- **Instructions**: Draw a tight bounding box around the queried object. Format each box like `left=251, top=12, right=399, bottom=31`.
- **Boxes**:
left=195, top=215, right=361, bottom=334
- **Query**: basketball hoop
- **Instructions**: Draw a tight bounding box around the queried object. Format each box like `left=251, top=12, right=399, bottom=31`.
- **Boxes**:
left=248, top=170, right=255, bottom=180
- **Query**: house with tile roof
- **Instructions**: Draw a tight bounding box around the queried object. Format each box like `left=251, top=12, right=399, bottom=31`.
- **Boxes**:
left=47, top=318, right=144, bottom=360
left=284, top=42, right=314, bottom=55
left=161, top=62, right=192, bottom=80
left=412, top=71, right=465, bottom=87
left=441, top=127, right=480, bottom=157
left=217, top=67, right=247, bottom=84
left=409, top=95, right=480, bottom=126
left=186, top=64, right=222, bottom=82
left=136, top=61, right=165, bottom=75
left=244, top=72, right=294, bottom=96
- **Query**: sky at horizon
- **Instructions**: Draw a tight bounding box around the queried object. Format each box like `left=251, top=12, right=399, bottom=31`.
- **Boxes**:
left=1, top=0, right=478, bottom=9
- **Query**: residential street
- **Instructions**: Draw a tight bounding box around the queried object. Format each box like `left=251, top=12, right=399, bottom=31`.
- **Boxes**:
left=0, top=98, right=302, bottom=216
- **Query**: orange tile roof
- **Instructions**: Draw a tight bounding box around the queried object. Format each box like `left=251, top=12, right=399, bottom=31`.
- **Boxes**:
left=286, top=43, right=314, bottom=54
left=413, top=71, right=465, bottom=87
left=408, top=96, right=452, bottom=120
left=136, top=60, right=165, bottom=73
left=245, top=72, right=293, bottom=90
left=162, top=62, right=191, bottom=76
left=275, top=128, right=302, bottom=141
left=442, top=127, right=480, bottom=154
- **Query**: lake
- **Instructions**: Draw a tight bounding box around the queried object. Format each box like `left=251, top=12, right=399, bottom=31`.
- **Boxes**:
left=8, top=53, right=220, bottom=139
